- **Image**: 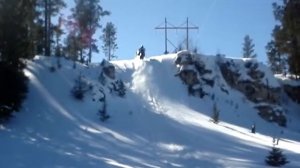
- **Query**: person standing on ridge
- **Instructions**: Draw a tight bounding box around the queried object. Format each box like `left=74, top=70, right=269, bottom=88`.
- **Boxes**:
left=137, top=45, right=145, bottom=60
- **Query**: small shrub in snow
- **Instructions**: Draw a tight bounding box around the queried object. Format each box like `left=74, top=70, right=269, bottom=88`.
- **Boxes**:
left=71, top=74, right=91, bottom=100
left=99, top=72, right=106, bottom=85
left=49, top=66, right=56, bottom=72
left=111, top=80, right=126, bottom=97
left=71, top=87, right=84, bottom=100
left=251, top=124, right=256, bottom=133
left=211, top=103, right=220, bottom=123
left=99, top=101, right=110, bottom=122
left=96, top=89, right=110, bottom=121
left=56, top=59, right=62, bottom=69
left=265, top=147, right=289, bottom=167
left=235, top=104, right=239, bottom=109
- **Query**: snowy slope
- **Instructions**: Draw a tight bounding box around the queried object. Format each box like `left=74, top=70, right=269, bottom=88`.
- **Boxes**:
left=0, top=54, right=300, bottom=168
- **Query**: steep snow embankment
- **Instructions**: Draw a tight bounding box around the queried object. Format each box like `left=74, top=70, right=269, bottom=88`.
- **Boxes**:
left=0, top=55, right=299, bottom=168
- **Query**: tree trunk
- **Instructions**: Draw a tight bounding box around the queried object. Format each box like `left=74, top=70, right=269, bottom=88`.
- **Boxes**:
left=46, top=0, right=51, bottom=56
left=44, top=0, right=48, bottom=56
left=88, top=46, right=92, bottom=64
left=80, top=49, right=84, bottom=63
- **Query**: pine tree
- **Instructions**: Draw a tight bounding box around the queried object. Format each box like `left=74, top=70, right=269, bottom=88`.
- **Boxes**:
left=242, top=35, right=257, bottom=58
left=269, top=0, right=300, bottom=78
left=53, top=17, right=64, bottom=68
left=265, top=147, right=289, bottom=167
left=211, top=102, right=220, bottom=123
left=64, top=33, right=80, bottom=68
left=0, top=0, right=33, bottom=122
left=71, top=73, right=90, bottom=100
left=0, top=63, right=28, bottom=122
left=36, top=0, right=66, bottom=56
left=101, top=22, right=118, bottom=61
left=266, top=40, right=287, bottom=74
left=0, top=0, right=37, bottom=65
left=71, top=0, right=109, bottom=64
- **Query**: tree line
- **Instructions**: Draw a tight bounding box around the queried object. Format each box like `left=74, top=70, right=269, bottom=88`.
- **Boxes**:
left=242, top=0, right=299, bottom=79
left=0, top=0, right=117, bottom=122
left=266, top=0, right=300, bottom=78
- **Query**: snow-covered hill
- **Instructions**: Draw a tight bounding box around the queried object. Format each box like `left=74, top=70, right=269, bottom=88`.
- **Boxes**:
left=0, top=53, right=300, bottom=168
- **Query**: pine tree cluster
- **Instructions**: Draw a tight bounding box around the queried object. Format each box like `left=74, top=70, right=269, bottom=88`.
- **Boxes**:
left=267, top=0, right=300, bottom=77
left=0, top=0, right=112, bottom=122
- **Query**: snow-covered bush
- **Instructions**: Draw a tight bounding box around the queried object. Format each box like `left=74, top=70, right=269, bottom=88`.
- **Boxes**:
left=92, top=87, right=110, bottom=121
left=99, top=59, right=126, bottom=98
left=110, top=80, right=126, bottom=97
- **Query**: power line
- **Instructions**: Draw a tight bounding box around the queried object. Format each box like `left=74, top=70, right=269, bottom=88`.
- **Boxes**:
left=155, top=17, right=199, bottom=54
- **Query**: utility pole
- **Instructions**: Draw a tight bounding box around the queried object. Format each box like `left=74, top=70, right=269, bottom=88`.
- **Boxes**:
left=155, top=17, right=198, bottom=53
left=164, top=18, right=168, bottom=54
left=186, top=18, right=189, bottom=50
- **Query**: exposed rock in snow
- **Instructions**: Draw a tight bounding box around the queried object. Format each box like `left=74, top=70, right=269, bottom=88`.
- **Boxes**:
left=175, top=50, right=289, bottom=126
left=101, top=59, right=116, bottom=79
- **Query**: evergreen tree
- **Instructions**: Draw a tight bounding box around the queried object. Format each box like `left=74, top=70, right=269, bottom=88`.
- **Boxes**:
left=71, top=73, right=90, bottom=100
left=0, top=0, right=37, bottom=66
left=53, top=17, right=64, bottom=68
left=0, top=0, right=33, bottom=122
left=242, top=35, right=257, bottom=58
left=101, top=22, right=118, bottom=61
left=64, top=33, right=80, bottom=68
left=0, top=63, right=28, bottom=122
left=36, top=0, right=66, bottom=56
left=266, top=40, right=287, bottom=74
left=269, top=0, right=300, bottom=78
left=71, top=0, right=109, bottom=64
left=211, top=102, right=220, bottom=123
left=265, top=147, right=289, bottom=167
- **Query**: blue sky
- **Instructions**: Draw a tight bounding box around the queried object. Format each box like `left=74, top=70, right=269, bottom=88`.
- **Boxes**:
left=95, top=0, right=277, bottom=63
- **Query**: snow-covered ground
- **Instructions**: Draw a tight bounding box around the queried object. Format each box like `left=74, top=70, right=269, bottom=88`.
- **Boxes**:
left=0, top=54, right=299, bottom=168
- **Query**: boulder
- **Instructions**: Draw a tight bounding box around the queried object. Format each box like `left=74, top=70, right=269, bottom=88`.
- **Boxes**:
left=101, top=60, right=116, bottom=79
left=103, top=66, right=115, bottom=79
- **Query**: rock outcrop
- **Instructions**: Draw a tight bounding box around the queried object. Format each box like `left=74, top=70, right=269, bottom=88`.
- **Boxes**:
left=175, top=51, right=213, bottom=98
left=219, top=58, right=286, bottom=126
left=101, top=60, right=116, bottom=80
left=175, top=51, right=288, bottom=127
left=99, top=60, right=126, bottom=97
